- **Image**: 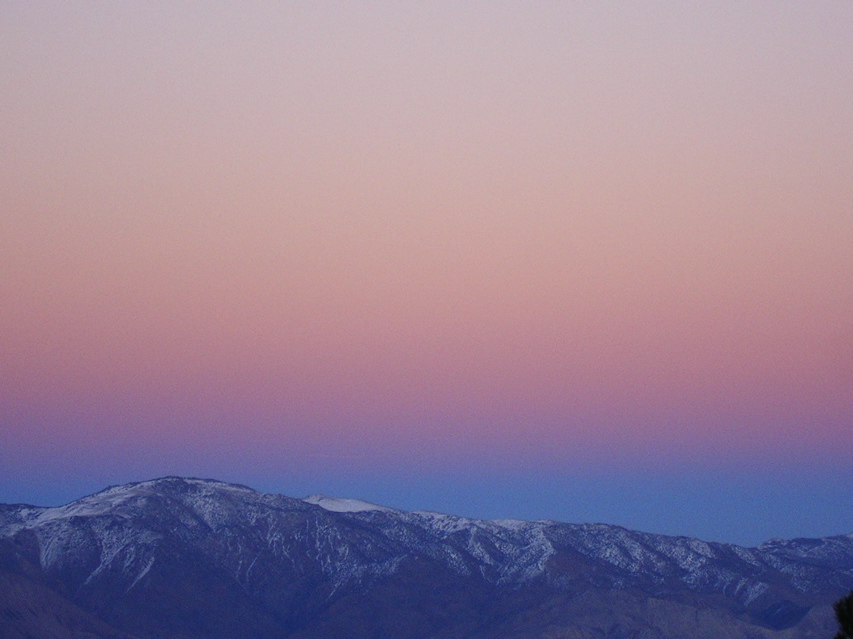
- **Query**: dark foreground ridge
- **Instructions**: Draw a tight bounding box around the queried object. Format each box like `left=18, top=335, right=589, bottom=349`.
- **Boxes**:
left=1, top=476, right=851, bottom=639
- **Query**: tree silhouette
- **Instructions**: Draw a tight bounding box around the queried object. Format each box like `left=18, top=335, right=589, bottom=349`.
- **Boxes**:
left=835, top=590, right=853, bottom=639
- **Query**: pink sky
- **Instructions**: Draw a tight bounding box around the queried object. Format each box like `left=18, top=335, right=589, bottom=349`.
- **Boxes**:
left=1, top=2, right=851, bottom=543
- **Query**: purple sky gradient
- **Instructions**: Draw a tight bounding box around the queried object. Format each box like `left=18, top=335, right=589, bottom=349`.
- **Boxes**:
left=1, top=2, right=851, bottom=545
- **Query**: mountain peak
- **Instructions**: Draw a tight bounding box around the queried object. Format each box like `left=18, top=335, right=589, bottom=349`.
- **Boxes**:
left=2, top=476, right=852, bottom=639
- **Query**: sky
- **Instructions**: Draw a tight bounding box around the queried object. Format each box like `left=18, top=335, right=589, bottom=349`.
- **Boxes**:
left=1, top=2, right=851, bottom=546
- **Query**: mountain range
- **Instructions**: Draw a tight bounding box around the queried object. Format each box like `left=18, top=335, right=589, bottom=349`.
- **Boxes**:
left=1, top=476, right=851, bottom=638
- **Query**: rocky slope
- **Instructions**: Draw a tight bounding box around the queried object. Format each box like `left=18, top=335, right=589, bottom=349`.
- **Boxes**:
left=1, top=476, right=850, bottom=638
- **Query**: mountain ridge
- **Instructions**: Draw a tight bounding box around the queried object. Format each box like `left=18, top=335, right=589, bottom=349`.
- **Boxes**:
left=1, top=476, right=850, bottom=639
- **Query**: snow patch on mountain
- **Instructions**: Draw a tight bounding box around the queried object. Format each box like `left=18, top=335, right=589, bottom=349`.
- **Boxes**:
left=303, top=494, right=391, bottom=513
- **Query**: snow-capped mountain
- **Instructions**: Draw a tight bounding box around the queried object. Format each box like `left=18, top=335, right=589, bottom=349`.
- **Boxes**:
left=1, top=477, right=851, bottom=639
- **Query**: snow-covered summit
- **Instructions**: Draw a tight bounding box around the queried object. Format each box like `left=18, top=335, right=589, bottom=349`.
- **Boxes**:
left=2, top=477, right=851, bottom=639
